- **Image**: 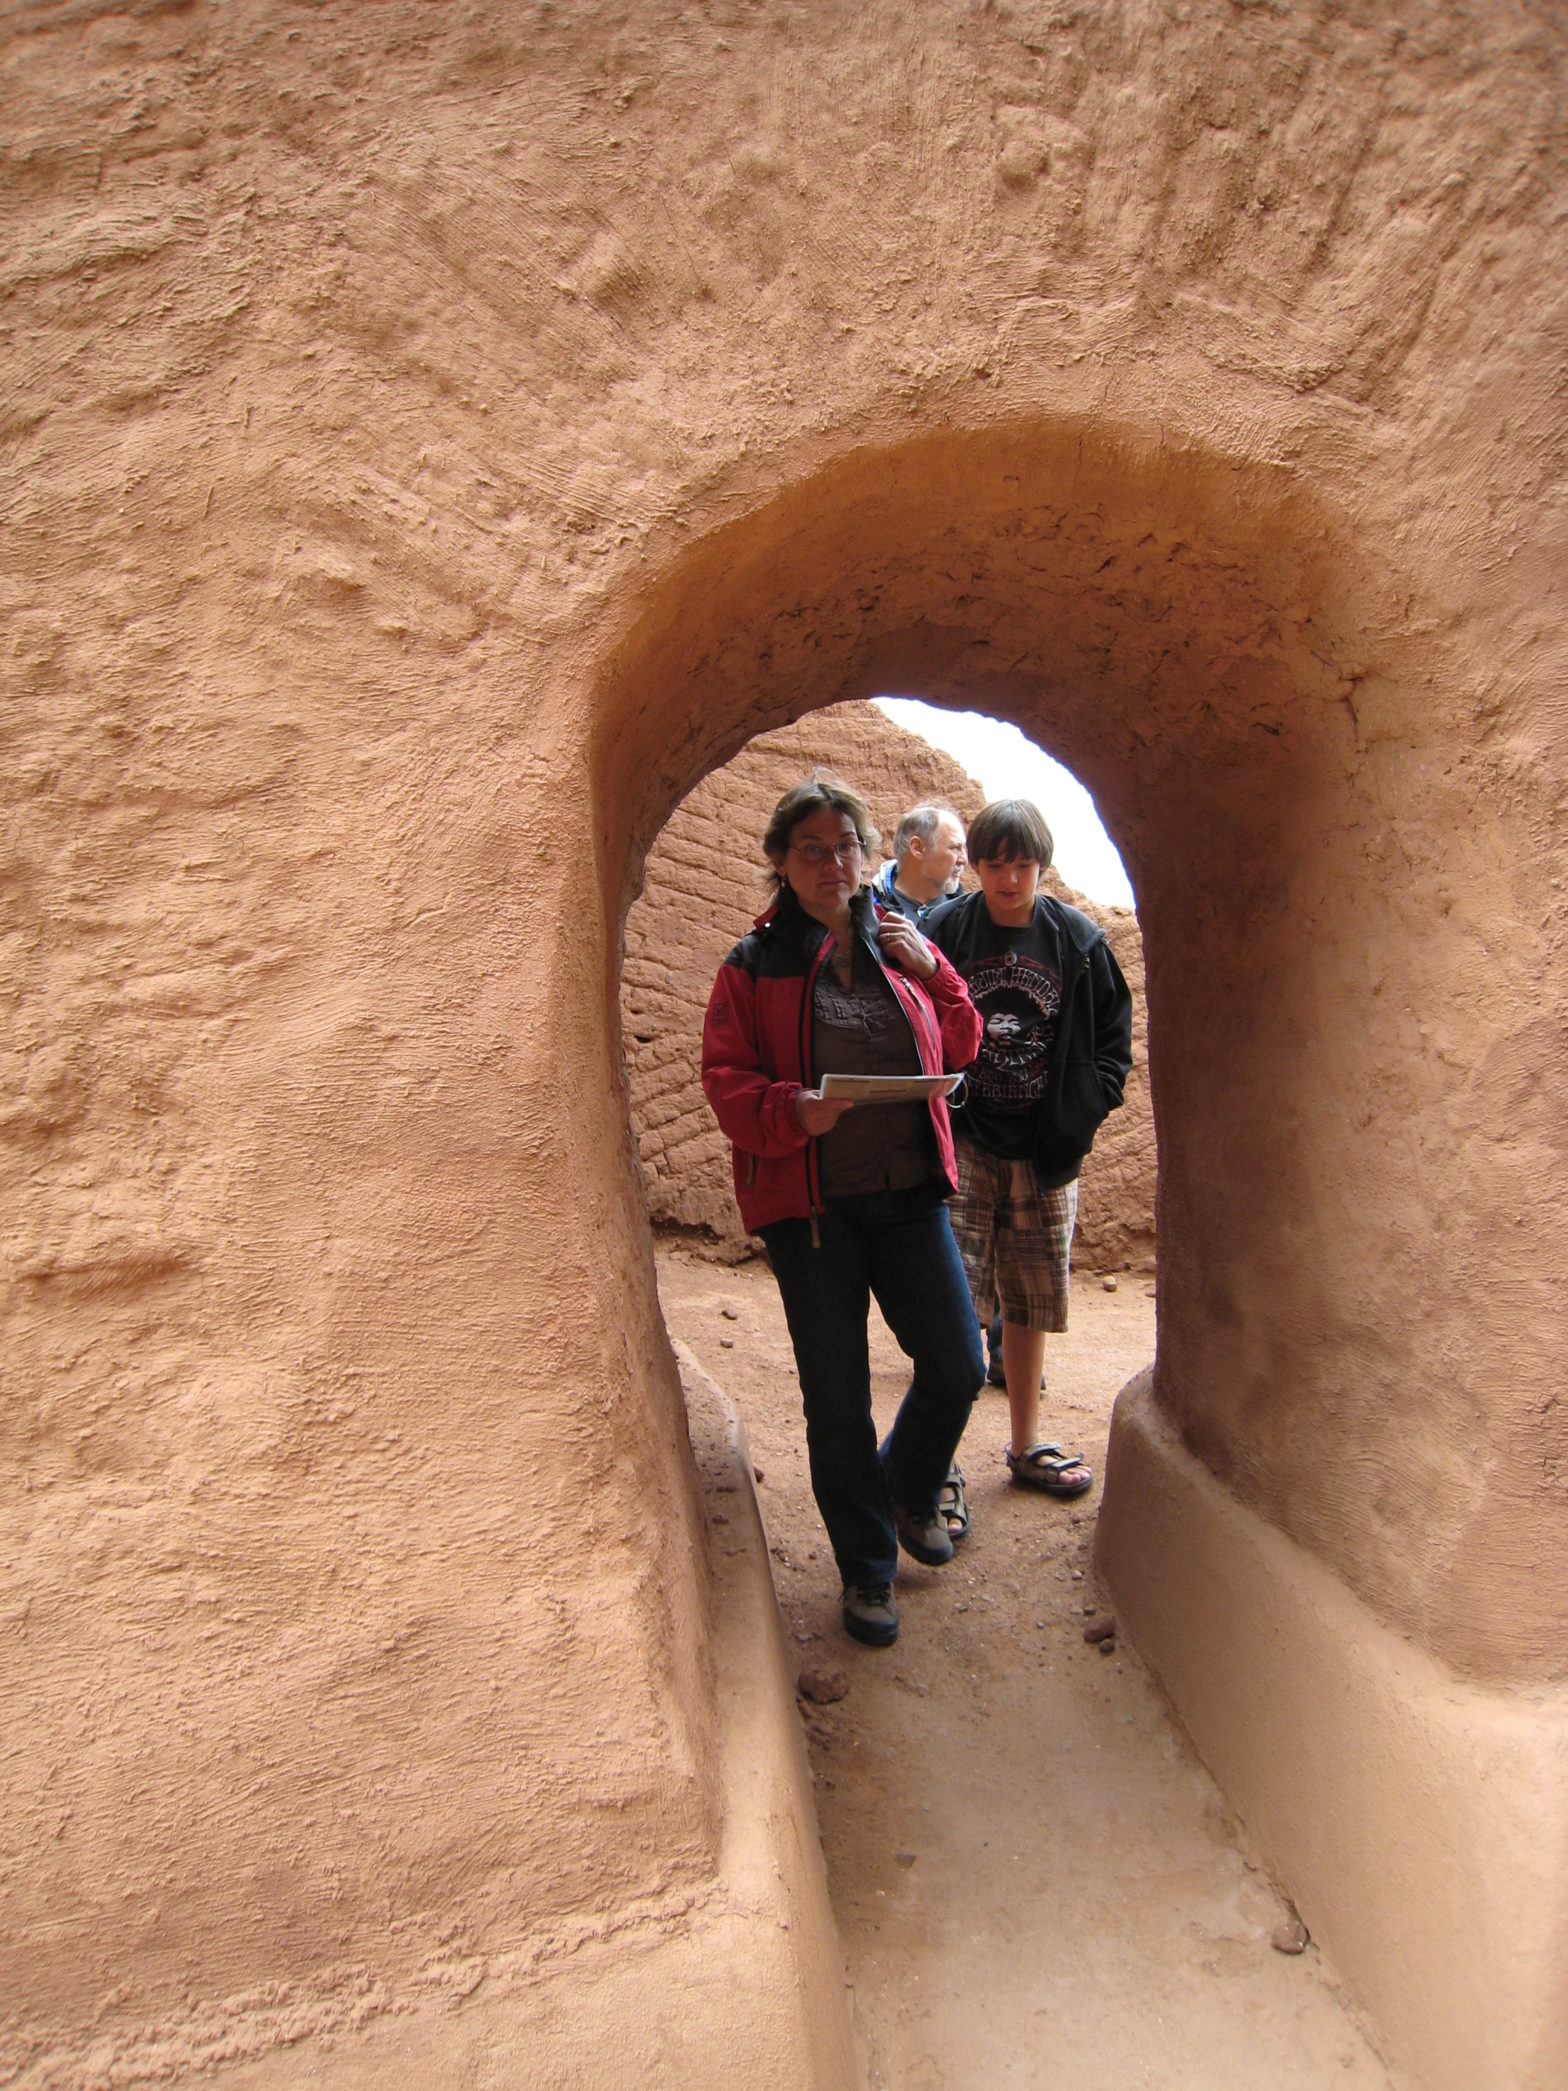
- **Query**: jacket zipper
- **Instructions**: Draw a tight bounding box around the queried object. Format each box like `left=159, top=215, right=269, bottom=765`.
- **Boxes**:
left=884, top=948, right=932, bottom=1068
left=865, top=900, right=933, bottom=1070
left=863, top=921, right=948, bottom=1174
left=883, top=945, right=955, bottom=1177
left=800, top=930, right=832, bottom=1232
left=1039, top=941, right=1095, bottom=1143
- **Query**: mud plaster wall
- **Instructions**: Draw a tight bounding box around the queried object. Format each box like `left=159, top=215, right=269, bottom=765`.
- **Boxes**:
left=2, top=0, right=1565, bottom=2077
left=622, top=700, right=1155, bottom=1272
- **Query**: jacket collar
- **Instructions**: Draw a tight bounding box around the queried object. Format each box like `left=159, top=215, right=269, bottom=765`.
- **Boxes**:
left=948, top=884, right=1105, bottom=956
left=754, top=882, right=879, bottom=947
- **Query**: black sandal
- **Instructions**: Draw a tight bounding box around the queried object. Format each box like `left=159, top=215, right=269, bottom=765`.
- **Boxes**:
left=938, top=1463, right=971, bottom=1544
left=1005, top=1441, right=1094, bottom=1498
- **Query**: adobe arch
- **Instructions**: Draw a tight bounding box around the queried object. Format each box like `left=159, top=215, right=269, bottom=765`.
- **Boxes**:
left=599, top=412, right=1473, bottom=1652
left=592, top=412, right=1568, bottom=2086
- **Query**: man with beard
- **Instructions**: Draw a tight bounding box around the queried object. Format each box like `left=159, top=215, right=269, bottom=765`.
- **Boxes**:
left=870, top=802, right=968, bottom=923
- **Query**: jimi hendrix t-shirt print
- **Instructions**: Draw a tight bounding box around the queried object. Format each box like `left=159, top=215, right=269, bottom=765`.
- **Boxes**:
left=944, top=913, right=1063, bottom=1159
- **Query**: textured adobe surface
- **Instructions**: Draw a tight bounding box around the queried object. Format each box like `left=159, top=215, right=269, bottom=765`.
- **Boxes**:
left=2, top=2, right=1565, bottom=2083
left=622, top=699, right=1155, bottom=1272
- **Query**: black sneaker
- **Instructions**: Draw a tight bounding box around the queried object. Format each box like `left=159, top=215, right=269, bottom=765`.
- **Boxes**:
left=841, top=1581, right=899, bottom=1647
left=892, top=1501, right=954, bottom=1566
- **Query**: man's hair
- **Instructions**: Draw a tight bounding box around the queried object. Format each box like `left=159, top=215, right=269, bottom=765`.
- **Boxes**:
left=966, top=798, right=1055, bottom=869
left=762, top=771, right=880, bottom=894
left=893, top=802, right=963, bottom=862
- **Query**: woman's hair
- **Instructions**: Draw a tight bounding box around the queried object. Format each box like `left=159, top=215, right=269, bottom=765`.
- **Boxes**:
left=762, top=771, right=880, bottom=894
left=966, top=798, right=1055, bottom=868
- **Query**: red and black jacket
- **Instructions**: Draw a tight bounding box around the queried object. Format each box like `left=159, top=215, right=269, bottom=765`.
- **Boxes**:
left=700, top=887, right=983, bottom=1234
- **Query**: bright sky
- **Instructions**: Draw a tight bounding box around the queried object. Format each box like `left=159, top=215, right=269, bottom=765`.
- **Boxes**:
left=873, top=697, right=1136, bottom=909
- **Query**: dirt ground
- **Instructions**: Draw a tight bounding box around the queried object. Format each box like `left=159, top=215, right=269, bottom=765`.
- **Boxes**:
left=657, top=1240, right=1391, bottom=2091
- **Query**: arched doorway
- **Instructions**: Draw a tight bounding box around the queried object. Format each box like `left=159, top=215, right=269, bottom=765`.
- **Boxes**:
left=587, top=412, right=1564, bottom=2088
left=598, top=411, right=1375, bottom=1610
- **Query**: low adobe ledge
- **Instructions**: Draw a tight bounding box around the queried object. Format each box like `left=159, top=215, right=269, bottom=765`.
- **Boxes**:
left=1096, top=1373, right=1568, bottom=2091
left=207, top=1349, right=857, bottom=2091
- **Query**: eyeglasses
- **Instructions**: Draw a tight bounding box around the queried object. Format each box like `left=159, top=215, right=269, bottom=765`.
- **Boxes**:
left=790, top=838, right=863, bottom=866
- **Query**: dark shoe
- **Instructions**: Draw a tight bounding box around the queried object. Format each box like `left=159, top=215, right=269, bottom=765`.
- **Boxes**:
left=842, top=1581, right=899, bottom=1646
left=892, top=1501, right=955, bottom=1566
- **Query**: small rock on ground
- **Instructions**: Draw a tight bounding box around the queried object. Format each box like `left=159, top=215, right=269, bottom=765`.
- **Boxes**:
left=798, top=1664, right=849, bottom=1704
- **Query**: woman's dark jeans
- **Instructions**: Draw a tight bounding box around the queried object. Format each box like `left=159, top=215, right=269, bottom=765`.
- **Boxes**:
left=760, top=1187, right=985, bottom=1586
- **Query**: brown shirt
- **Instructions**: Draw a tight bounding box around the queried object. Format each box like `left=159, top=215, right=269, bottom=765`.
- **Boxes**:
left=811, top=936, right=939, bottom=1197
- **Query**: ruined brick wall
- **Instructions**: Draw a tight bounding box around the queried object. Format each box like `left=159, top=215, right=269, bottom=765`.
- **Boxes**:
left=621, top=702, right=1154, bottom=1272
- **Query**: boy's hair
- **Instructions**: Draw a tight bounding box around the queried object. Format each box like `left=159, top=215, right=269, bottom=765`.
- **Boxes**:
left=966, top=798, right=1055, bottom=868
left=892, top=803, right=963, bottom=860
left=762, top=770, right=880, bottom=894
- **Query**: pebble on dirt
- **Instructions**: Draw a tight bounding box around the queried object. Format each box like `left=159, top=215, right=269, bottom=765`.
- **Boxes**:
left=1103, top=1275, right=1118, bottom=1291
left=1272, top=1914, right=1310, bottom=1954
left=797, top=1664, right=849, bottom=1704
left=1083, top=1616, right=1117, bottom=1644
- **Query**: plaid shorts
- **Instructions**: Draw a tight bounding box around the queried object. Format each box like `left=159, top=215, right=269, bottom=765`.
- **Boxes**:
left=951, top=1139, right=1077, bottom=1334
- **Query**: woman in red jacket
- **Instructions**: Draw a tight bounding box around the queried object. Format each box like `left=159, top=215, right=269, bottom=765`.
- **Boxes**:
left=701, top=774, right=984, bottom=1649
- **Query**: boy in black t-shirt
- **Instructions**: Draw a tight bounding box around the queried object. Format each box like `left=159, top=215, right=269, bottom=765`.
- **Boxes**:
left=926, top=799, right=1133, bottom=1516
